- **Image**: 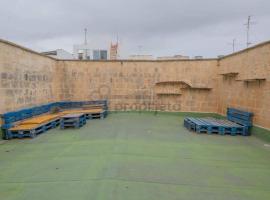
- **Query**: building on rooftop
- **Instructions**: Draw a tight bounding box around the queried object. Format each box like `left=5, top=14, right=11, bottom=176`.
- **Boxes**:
left=41, top=49, right=74, bottom=60
left=110, top=43, right=118, bottom=60
left=217, top=55, right=225, bottom=58
left=128, top=55, right=154, bottom=60
left=93, top=50, right=108, bottom=60
left=157, top=55, right=190, bottom=60
left=73, top=44, right=91, bottom=60
left=194, top=56, right=203, bottom=59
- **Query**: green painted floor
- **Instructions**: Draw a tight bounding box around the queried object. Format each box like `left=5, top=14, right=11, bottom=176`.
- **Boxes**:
left=0, top=112, right=270, bottom=200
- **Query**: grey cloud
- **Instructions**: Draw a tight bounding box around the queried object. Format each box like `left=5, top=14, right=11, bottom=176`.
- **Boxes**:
left=0, top=0, right=270, bottom=57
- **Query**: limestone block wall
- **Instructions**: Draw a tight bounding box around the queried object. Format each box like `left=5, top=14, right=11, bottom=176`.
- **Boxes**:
left=57, top=60, right=218, bottom=112
left=218, top=41, right=270, bottom=128
left=1, top=39, right=270, bottom=129
left=0, top=40, right=61, bottom=113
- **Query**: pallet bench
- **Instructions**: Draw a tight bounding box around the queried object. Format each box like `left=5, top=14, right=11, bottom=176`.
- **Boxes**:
left=6, top=118, right=60, bottom=139
left=60, top=113, right=86, bottom=129
left=184, top=108, right=253, bottom=136
left=1, top=100, right=109, bottom=140
left=59, top=100, right=108, bottom=117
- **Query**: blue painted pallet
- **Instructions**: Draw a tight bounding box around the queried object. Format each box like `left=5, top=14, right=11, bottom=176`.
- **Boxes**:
left=196, top=118, right=219, bottom=134
left=5, top=118, right=60, bottom=140
left=59, top=100, right=108, bottom=111
left=227, top=108, right=253, bottom=135
left=188, top=118, right=209, bottom=133
left=1, top=100, right=109, bottom=139
left=183, top=118, right=190, bottom=129
left=208, top=119, right=236, bottom=135
left=218, top=119, right=244, bottom=136
left=227, top=108, right=253, bottom=118
left=183, top=117, right=247, bottom=136
left=85, top=110, right=106, bottom=120
left=60, top=120, right=86, bottom=129
left=60, top=114, right=86, bottom=129
left=1, top=103, right=58, bottom=130
left=199, top=118, right=223, bottom=134
left=184, top=117, right=196, bottom=131
left=227, top=115, right=252, bottom=126
left=203, top=118, right=244, bottom=136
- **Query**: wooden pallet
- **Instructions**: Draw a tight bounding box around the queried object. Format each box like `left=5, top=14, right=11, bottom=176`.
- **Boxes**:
left=60, top=113, right=86, bottom=129
left=184, top=117, right=196, bottom=131
left=61, top=109, right=105, bottom=119
left=227, top=108, right=253, bottom=135
left=6, top=118, right=60, bottom=139
left=202, top=118, right=244, bottom=135
left=184, top=117, right=246, bottom=136
left=184, top=108, right=253, bottom=136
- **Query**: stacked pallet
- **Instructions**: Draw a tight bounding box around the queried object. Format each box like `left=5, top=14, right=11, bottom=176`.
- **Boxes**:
left=184, top=108, right=253, bottom=136
left=7, top=114, right=62, bottom=139
left=60, top=113, right=86, bottom=129
left=184, top=117, right=245, bottom=136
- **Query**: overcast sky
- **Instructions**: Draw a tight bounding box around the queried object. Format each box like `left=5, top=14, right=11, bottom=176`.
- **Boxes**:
left=0, top=0, right=270, bottom=58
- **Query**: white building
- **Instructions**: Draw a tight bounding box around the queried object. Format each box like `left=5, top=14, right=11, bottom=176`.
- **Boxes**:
left=128, top=55, right=154, bottom=60
left=194, top=56, right=203, bottom=59
left=157, top=55, right=190, bottom=60
left=41, top=49, right=74, bottom=60
left=73, top=44, right=92, bottom=60
left=93, top=50, right=108, bottom=60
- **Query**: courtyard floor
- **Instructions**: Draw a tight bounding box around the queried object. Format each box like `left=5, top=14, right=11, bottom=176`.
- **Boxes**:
left=0, top=112, right=270, bottom=200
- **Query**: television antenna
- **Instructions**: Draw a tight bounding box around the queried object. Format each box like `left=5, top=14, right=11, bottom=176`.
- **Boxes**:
left=244, top=16, right=256, bottom=48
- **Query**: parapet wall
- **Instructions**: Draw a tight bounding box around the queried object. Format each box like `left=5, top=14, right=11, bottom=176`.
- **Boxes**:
left=0, top=40, right=61, bottom=113
left=218, top=41, right=270, bottom=128
left=0, top=39, right=269, bottom=129
left=57, top=60, right=218, bottom=113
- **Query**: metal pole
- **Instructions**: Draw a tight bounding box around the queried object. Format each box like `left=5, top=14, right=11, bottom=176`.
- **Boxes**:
left=84, top=28, right=87, bottom=45
left=244, top=16, right=255, bottom=48
left=246, top=16, right=250, bottom=48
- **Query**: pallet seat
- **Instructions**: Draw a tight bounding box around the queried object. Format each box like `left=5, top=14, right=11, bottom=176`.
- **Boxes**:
left=183, top=108, right=253, bottom=136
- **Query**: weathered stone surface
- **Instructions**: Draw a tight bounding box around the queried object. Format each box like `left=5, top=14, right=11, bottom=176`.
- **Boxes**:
left=218, top=42, right=270, bottom=128
left=0, top=39, right=269, bottom=128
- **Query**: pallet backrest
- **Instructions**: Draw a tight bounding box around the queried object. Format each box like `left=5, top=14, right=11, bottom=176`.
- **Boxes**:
left=58, top=100, right=108, bottom=110
left=227, top=108, right=253, bottom=127
left=0, top=103, right=59, bottom=130
left=81, top=100, right=108, bottom=110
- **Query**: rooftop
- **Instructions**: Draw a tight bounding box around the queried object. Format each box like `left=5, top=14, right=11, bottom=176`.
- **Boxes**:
left=1, top=112, right=269, bottom=200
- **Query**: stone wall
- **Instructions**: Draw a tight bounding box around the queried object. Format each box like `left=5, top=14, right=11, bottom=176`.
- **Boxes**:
left=218, top=42, right=270, bottom=128
left=0, top=39, right=269, bottom=129
left=0, top=40, right=61, bottom=113
left=57, top=60, right=218, bottom=112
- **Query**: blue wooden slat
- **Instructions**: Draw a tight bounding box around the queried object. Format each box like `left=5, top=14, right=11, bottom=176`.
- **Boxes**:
left=227, top=108, right=253, bottom=117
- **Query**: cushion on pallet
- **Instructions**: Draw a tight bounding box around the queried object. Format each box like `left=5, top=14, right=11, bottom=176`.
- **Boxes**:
left=9, top=123, right=41, bottom=131
left=61, top=108, right=104, bottom=115
left=82, top=104, right=104, bottom=110
left=20, top=114, right=63, bottom=125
